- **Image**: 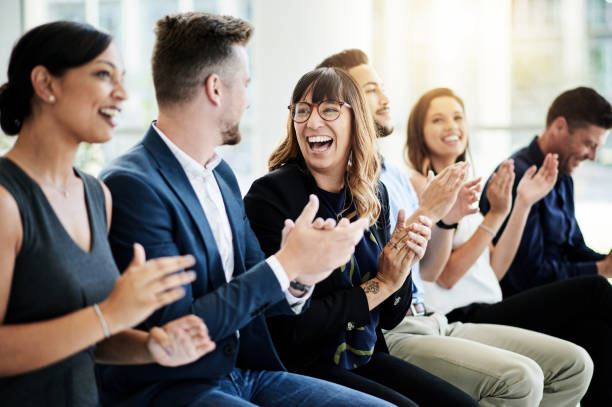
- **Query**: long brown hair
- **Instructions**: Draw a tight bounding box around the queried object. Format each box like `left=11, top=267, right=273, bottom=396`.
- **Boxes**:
left=405, top=88, right=467, bottom=175
left=268, top=67, right=381, bottom=224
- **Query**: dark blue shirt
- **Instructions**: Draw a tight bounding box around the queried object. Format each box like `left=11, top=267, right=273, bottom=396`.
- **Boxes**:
left=480, top=136, right=605, bottom=297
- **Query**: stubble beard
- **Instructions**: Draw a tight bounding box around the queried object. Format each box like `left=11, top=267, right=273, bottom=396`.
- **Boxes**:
left=222, top=122, right=242, bottom=146
left=375, top=121, right=394, bottom=139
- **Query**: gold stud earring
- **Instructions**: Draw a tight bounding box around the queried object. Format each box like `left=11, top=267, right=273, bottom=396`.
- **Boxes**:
left=49, top=95, right=55, bottom=102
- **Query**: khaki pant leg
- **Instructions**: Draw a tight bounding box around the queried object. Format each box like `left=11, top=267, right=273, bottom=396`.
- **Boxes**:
left=385, top=315, right=544, bottom=407
left=447, top=322, right=593, bottom=407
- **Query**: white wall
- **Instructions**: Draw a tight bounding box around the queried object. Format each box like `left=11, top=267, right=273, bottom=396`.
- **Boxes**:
left=0, top=0, right=22, bottom=84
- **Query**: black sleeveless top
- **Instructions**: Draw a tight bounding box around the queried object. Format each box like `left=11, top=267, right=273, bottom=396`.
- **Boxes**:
left=0, top=157, right=119, bottom=406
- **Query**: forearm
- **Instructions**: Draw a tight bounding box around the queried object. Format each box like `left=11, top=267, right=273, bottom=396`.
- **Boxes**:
left=94, top=329, right=151, bottom=365
left=419, top=227, right=453, bottom=282
left=437, top=212, right=506, bottom=289
left=0, top=306, right=108, bottom=377
left=361, top=277, right=396, bottom=310
left=490, top=200, right=530, bottom=280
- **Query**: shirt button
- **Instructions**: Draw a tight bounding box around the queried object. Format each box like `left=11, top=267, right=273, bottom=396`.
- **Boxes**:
left=223, top=345, right=234, bottom=356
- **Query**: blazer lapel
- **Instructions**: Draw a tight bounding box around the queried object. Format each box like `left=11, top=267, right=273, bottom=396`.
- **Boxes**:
left=142, top=126, right=227, bottom=290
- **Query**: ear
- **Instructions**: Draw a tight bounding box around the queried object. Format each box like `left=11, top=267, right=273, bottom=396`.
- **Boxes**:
left=30, top=65, right=57, bottom=104
left=551, top=116, right=568, bottom=134
left=203, top=73, right=222, bottom=107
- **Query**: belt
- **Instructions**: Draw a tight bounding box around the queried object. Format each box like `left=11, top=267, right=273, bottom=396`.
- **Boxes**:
left=406, top=302, right=426, bottom=317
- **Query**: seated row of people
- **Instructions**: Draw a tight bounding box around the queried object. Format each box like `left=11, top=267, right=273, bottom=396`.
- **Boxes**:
left=0, top=12, right=610, bottom=407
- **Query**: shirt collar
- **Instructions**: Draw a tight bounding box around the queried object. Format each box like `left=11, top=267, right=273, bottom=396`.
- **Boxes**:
left=152, top=121, right=221, bottom=179
left=526, top=135, right=546, bottom=167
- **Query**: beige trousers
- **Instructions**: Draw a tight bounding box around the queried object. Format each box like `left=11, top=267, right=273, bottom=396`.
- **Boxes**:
left=384, top=313, right=593, bottom=407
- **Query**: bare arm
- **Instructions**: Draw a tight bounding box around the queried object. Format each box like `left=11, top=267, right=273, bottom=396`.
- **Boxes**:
left=490, top=154, right=559, bottom=279
left=426, top=161, right=515, bottom=288
left=0, top=183, right=199, bottom=376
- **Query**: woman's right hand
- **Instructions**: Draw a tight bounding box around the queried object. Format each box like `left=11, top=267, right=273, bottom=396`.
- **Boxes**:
left=419, top=162, right=468, bottom=222
left=99, top=243, right=197, bottom=335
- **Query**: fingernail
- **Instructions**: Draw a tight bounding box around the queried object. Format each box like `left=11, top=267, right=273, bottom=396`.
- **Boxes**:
left=184, top=255, right=195, bottom=263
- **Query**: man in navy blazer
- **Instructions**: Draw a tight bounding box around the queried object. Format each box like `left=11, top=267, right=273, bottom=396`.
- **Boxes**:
left=98, top=12, right=389, bottom=407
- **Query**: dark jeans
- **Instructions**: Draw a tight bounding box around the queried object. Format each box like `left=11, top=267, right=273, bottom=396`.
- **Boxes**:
left=153, top=367, right=393, bottom=407
left=446, top=274, right=612, bottom=407
left=298, top=351, right=478, bottom=407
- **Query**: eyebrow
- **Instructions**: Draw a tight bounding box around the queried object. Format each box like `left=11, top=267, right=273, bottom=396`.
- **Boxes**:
left=362, top=81, right=380, bottom=87
left=430, top=111, right=463, bottom=117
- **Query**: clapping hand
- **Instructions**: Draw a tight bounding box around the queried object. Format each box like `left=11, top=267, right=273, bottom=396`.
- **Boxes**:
left=377, top=210, right=431, bottom=292
left=276, top=195, right=369, bottom=286
left=420, top=162, right=468, bottom=222
left=147, top=315, right=215, bottom=367
left=516, top=153, right=558, bottom=207
left=442, top=177, right=482, bottom=225
left=486, top=159, right=515, bottom=217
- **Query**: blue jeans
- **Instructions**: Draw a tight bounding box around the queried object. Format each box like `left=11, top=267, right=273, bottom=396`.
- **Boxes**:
left=180, top=368, right=393, bottom=407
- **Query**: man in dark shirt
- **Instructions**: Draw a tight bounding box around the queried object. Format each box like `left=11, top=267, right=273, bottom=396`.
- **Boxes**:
left=480, top=86, right=612, bottom=297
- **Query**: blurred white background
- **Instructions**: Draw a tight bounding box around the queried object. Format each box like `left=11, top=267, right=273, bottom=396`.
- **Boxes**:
left=1, top=0, right=611, bottom=252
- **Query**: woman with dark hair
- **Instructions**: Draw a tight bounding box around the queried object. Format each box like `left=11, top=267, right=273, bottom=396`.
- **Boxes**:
left=0, top=21, right=215, bottom=405
left=244, top=67, right=479, bottom=407
left=400, top=87, right=609, bottom=406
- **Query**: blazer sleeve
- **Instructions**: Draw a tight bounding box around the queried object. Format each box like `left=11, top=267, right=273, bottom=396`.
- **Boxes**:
left=104, top=171, right=285, bottom=342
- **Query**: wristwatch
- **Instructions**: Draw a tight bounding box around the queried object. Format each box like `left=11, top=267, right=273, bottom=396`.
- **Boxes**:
left=290, top=280, right=312, bottom=292
left=436, top=219, right=458, bottom=230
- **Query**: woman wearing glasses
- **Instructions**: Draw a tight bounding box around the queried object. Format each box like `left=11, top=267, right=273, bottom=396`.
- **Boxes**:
left=0, top=21, right=215, bottom=405
left=244, top=68, right=479, bottom=406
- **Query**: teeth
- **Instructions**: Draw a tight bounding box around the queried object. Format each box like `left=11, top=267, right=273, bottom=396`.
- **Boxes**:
left=308, top=136, right=332, bottom=143
left=444, top=135, right=459, bottom=142
left=100, top=108, right=117, bottom=118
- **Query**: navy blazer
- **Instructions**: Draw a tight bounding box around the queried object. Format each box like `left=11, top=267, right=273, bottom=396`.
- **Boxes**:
left=98, top=126, right=290, bottom=406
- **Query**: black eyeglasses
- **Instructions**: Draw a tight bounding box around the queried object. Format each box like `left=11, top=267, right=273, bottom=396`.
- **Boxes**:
left=288, top=100, right=352, bottom=123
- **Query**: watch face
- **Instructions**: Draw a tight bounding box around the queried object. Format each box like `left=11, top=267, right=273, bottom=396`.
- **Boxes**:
left=290, top=280, right=311, bottom=292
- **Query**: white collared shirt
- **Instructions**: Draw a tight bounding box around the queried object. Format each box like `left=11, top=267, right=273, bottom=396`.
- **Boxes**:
left=153, top=123, right=311, bottom=312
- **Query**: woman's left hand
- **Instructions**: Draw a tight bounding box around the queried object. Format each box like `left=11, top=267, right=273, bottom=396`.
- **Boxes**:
left=147, top=315, right=215, bottom=367
left=486, top=159, right=515, bottom=217
left=405, top=215, right=432, bottom=264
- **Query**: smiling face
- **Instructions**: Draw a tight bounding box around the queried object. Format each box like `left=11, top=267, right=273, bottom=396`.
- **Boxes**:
left=52, top=43, right=126, bottom=144
left=294, top=89, right=353, bottom=184
left=348, top=64, right=392, bottom=137
left=423, top=96, right=468, bottom=168
left=557, top=123, right=608, bottom=174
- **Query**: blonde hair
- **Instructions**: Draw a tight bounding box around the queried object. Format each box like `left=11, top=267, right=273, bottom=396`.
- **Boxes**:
left=269, top=67, right=381, bottom=224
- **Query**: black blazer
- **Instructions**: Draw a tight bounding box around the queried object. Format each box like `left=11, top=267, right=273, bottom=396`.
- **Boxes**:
left=244, top=159, right=413, bottom=370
